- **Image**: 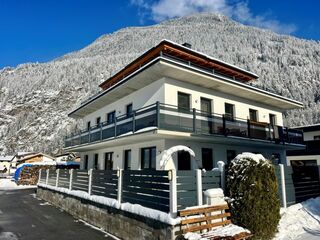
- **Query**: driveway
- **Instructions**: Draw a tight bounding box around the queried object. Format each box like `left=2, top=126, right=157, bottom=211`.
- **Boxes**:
left=0, top=189, right=115, bottom=240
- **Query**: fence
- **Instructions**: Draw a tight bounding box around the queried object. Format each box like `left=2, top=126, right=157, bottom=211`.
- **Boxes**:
left=38, top=168, right=223, bottom=215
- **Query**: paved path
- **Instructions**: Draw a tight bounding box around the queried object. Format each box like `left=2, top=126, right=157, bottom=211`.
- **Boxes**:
left=0, top=189, right=114, bottom=240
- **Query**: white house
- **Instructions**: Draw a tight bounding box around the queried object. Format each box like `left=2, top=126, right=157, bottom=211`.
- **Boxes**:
left=64, top=40, right=304, bottom=171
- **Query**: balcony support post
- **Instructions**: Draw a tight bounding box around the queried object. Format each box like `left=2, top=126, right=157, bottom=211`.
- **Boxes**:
left=114, top=117, right=117, bottom=137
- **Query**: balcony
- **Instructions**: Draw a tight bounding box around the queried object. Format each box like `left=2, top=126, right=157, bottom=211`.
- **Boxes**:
left=65, top=102, right=304, bottom=148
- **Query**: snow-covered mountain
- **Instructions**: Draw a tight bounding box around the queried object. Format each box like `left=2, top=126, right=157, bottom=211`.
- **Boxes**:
left=1, top=13, right=320, bottom=154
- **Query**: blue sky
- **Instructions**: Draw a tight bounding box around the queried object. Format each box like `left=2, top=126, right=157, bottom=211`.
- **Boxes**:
left=0, top=0, right=319, bottom=69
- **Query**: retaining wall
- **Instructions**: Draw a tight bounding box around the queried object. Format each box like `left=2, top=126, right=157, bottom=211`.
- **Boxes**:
left=37, top=187, right=178, bottom=240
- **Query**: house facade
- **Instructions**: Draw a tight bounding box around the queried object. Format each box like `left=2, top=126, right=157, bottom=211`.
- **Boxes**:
left=287, top=124, right=320, bottom=166
left=65, top=40, right=304, bottom=171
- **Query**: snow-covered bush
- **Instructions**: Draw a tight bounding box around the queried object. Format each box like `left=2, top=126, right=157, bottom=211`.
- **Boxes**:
left=227, top=152, right=280, bottom=239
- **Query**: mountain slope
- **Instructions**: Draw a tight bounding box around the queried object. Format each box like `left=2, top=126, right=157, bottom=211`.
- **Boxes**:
left=0, top=13, right=320, bottom=154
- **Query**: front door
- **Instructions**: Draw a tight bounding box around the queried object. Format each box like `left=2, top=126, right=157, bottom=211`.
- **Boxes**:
left=202, top=148, right=213, bottom=170
left=177, top=151, right=191, bottom=170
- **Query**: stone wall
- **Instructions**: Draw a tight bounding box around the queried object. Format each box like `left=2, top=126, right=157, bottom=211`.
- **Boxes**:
left=37, top=187, right=178, bottom=240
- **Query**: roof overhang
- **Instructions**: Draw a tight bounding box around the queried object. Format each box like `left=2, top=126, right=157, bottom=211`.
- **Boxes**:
left=69, top=58, right=303, bottom=118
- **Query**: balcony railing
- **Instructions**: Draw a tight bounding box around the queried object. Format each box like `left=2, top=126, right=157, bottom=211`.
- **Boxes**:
left=65, top=102, right=304, bottom=148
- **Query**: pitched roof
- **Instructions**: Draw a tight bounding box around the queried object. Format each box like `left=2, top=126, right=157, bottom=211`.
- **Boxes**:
left=0, top=156, right=14, bottom=162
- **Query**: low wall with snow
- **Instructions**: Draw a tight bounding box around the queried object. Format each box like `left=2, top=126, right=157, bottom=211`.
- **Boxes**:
left=37, top=186, right=178, bottom=240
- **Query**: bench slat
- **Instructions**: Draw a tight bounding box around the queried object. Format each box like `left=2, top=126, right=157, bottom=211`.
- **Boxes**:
left=179, top=204, right=229, bottom=216
left=183, top=219, right=232, bottom=233
left=181, top=212, right=231, bottom=225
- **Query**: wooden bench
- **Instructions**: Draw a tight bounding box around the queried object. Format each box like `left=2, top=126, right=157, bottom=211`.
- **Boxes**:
left=178, top=204, right=252, bottom=240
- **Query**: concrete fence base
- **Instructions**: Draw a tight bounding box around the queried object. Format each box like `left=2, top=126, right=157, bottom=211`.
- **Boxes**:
left=37, top=187, right=177, bottom=240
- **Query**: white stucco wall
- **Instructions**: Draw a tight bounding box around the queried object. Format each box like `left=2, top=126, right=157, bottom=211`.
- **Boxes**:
left=163, top=77, right=284, bottom=126
left=82, top=78, right=165, bottom=127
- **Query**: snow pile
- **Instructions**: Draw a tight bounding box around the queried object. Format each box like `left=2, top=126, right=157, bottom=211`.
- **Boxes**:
left=0, top=178, right=37, bottom=190
left=38, top=183, right=180, bottom=225
left=184, top=224, right=251, bottom=240
left=274, top=197, right=320, bottom=240
left=234, top=152, right=266, bottom=164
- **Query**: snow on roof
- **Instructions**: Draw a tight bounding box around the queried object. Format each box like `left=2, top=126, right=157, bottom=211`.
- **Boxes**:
left=0, top=155, right=14, bottom=161
left=18, top=152, right=55, bottom=162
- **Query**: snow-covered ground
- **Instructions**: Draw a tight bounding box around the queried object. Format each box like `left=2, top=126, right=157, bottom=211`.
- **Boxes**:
left=274, top=197, right=320, bottom=240
left=0, top=178, right=37, bottom=190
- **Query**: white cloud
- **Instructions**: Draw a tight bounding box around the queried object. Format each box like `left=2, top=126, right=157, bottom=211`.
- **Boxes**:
left=131, top=0, right=297, bottom=34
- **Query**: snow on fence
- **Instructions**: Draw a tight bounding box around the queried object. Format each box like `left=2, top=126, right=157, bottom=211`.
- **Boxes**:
left=38, top=168, right=222, bottom=215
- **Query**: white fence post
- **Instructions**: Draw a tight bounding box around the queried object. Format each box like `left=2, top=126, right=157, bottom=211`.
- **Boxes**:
left=55, top=169, right=60, bottom=187
left=88, top=169, right=93, bottom=195
left=279, top=164, right=287, bottom=208
left=217, top=161, right=226, bottom=191
left=69, top=169, right=74, bottom=191
left=117, top=169, right=123, bottom=204
left=169, top=169, right=177, bottom=217
left=46, top=169, right=49, bottom=185
left=196, top=169, right=203, bottom=206
left=38, top=169, right=42, bottom=184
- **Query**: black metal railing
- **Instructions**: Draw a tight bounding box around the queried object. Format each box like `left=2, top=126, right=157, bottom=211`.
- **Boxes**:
left=65, top=102, right=304, bottom=147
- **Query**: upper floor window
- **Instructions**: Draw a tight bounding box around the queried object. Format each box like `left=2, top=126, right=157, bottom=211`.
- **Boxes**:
left=126, top=103, right=133, bottom=117
left=224, top=103, right=235, bottom=120
left=269, top=114, right=276, bottom=126
left=107, top=111, right=116, bottom=124
left=249, top=109, right=258, bottom=122
left=141, top=147, right=156, bottom=169
left=96, top=117, right=101, bottom=126
left=87, top=121, right=91, bottom=131
left=200, top=97, right=212, bottom=114
left=178, top=92, right=190, bottom=111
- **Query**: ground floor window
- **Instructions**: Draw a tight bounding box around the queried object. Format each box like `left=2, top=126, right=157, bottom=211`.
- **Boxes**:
left=104, top=152, right=113, bottom=170
left=94, top=154, right=99, bottom=170
left=202, top=148, right=213, bottom=170
left=141, top=147, right=156, bottom=169
left=124, top=150, right=131, bottom=170
left=177, top=150, right=191, bottom=170
left=84, top=155, right=88, bottom=170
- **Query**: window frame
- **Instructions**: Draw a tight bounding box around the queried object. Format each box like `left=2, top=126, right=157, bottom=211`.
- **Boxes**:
left=124, top=149, right=131, bottom=170
left=269, top=114, right=276, bottom=126
left=104, top=152, right=113, bottom=170
left=87, top=121, right=91, bottom=131
left=178, top=92, right=191, bottom=112
left=84, top=155, right=89, bottom=170
left=141, top=146, right=157, bottom=170
left=96, top=117, right=101, bottom=126
left=107, top=110, right=116, bottom=125
left=249, top=108, right=258, bottom=122
left=94, top=153, right=99, bottom=170
left=126, top=103, right=133, bottom=117
left=224, top=103, right=235, bottom=120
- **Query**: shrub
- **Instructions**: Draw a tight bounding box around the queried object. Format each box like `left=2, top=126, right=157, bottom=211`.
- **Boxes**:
left=227, top=152, right=280, bottom=239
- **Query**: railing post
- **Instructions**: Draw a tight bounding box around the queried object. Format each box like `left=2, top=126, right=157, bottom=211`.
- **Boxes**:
left=279, top=164, right=287, bottom=208
left=56, top=169, right=60, bottom=187
left=114, top=117, right=117, bottom=137
left=117, top=169, right=123, bottom=204
left=38, top=169, right=42, bottom=184
left=156, top=101, right=160, bottom=128
left=69, top=169, right=74, bottom=191
left=222, top=115, right=226, bottom=135
left=100, top=123, right=103, bottom=140
left=196, top=169, right=203, bottom=206
left=193, top=108, right=196, bottom=133
left=169, top=169, right=177, bottom=217
left=88, top=169, right=93, bottom=195
left=132, top=110, right=136, bottom=133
